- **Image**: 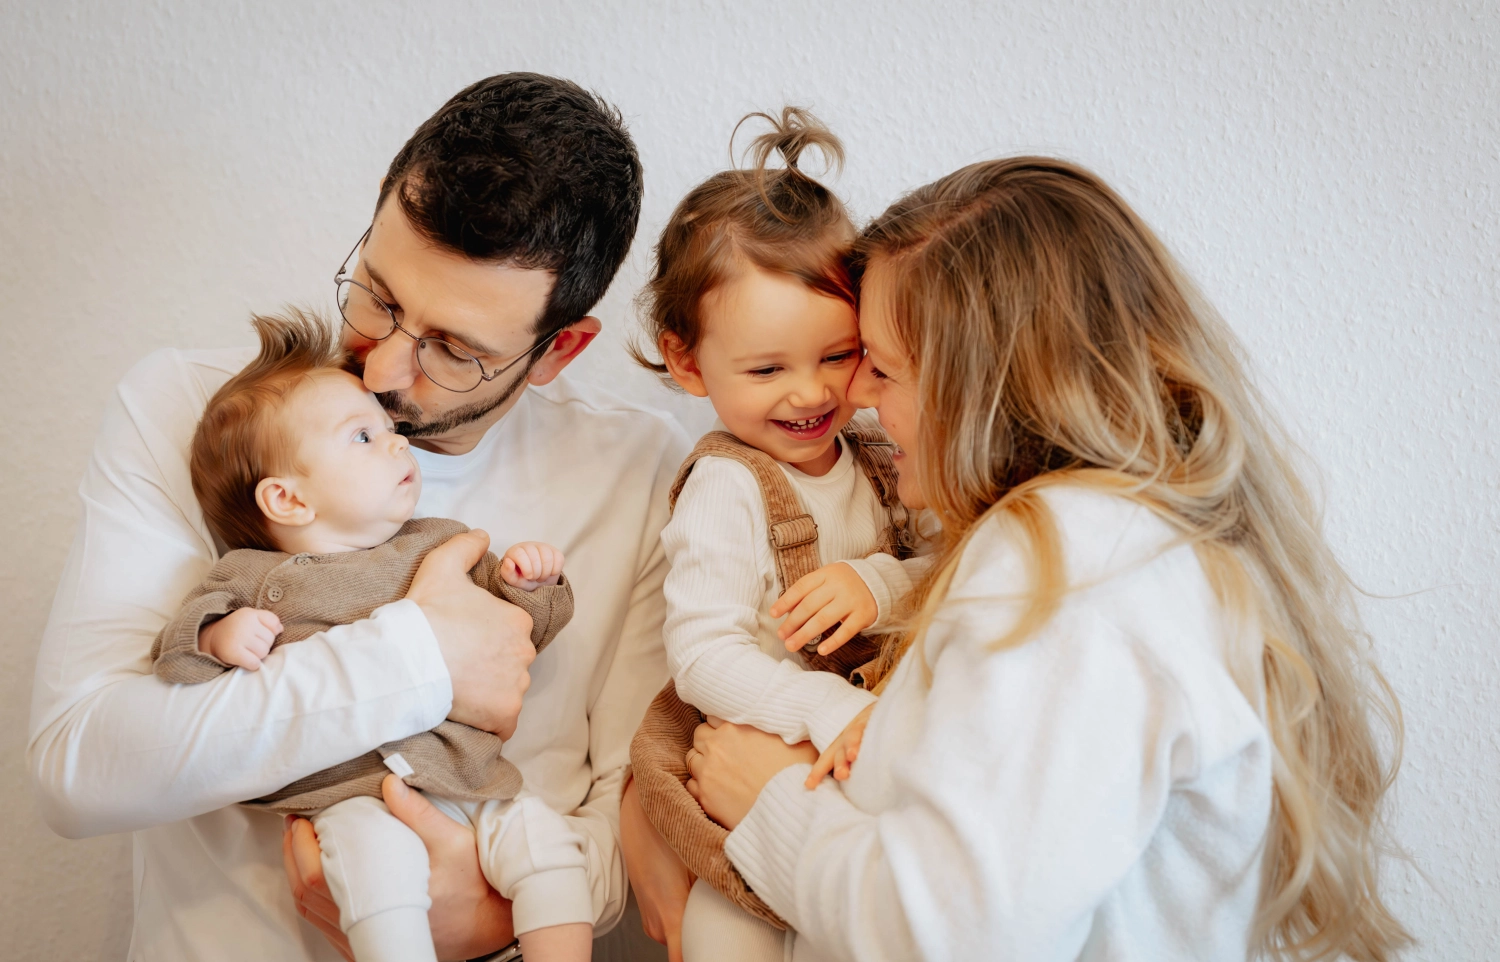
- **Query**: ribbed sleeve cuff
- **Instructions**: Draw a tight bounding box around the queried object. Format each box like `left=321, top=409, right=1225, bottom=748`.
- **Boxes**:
left=509, top=866, right=595, bottom=935
left=724, top=763, right=820, bottom=924
left=807, top=682, right=878, bottom=752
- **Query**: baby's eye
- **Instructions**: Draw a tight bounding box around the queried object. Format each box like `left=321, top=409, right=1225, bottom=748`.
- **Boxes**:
left=354, top=429, right=371, bottom=443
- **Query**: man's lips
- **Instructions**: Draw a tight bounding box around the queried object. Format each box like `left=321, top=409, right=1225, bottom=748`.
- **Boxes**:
left=772, top=410, right=835, bottom=440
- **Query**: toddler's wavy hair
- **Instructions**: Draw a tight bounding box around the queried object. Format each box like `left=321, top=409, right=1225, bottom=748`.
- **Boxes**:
left=858, top=158, right=1411, bottom=961
left=191, top=309, right=344, bottom=552
left=631, top=107, right=854, bottom=382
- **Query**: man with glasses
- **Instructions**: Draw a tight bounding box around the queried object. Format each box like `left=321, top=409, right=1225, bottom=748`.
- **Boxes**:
left=29, top=74, right=687, bottom=961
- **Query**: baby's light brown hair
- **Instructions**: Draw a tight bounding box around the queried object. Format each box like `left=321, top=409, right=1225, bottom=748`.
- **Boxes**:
left=191, top=309, right=345, bottom=552
left=632, top=107, right=855, bottom=383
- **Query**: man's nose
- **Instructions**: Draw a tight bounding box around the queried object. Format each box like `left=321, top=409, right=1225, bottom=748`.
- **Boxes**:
left=360, top=335, right=418, bottom=394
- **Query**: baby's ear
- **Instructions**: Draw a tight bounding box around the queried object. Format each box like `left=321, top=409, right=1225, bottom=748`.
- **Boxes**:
left=660, top=332, right=709, bottom=398
left=255, top=477, right=315, bottom=528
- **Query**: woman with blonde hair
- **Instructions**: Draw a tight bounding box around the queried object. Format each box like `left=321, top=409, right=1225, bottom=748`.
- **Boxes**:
left=683, top=157, right=1410, bottom=961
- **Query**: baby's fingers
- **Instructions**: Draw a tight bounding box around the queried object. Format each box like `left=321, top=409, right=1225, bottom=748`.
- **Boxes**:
left=254, top=609, right=284, bottom=635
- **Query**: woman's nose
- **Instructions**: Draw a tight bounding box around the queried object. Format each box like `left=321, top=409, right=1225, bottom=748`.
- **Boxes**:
left=848, top=357, right=879, bottom=409
left=359, top=336, right=418, bottom=393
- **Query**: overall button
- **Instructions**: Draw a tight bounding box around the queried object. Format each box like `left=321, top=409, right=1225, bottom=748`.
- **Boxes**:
left=266, top=585, right=284, bottom=602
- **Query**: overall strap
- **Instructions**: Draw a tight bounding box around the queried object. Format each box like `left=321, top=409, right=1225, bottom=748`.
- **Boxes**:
left=668, top=432, right=824, bottom=592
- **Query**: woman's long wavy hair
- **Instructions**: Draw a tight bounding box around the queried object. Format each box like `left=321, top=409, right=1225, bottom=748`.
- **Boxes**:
left=856, top=158, right=1410, bottom=961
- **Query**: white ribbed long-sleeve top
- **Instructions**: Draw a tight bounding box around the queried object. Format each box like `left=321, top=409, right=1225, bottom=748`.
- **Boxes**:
left=661, top=435, right=925, bottom=752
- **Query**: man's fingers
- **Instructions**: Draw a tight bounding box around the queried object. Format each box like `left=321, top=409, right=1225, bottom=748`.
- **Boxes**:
left=381, top=774, right=464, bottom=846
left=426, top=528, right=491, bottom=576
left=290, top=817, right=326, bottom=891
left=667, top=928, right=685, bottom=962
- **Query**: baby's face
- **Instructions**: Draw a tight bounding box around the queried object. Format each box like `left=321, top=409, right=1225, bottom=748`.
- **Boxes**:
left=278, top=371, right=422, bottom=549
left=691, top=266, right=861, bottom=471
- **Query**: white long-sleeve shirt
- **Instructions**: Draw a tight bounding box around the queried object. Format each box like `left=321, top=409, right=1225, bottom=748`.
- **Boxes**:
left=28, top=347, right=689, bottom=961
left=661, top=437, right=926, bottom=753
left=726, top=486, right=1273, bottom=962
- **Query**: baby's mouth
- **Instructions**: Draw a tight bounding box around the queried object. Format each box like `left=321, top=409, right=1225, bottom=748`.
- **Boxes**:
left=772, top=410, right=835, bottom=440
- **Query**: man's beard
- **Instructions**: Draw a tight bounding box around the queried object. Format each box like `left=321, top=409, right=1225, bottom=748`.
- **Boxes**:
left=374, top=362, right=535, bottom=439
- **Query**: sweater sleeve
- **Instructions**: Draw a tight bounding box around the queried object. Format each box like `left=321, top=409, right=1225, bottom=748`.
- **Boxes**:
left=663, top=457, right=876, bottom=752
left=725, top=522, right=1199, bottom=961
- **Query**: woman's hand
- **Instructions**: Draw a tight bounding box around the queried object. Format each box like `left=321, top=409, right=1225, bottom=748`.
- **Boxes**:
left=620, top=776, right=694, bottom=962
left=282, top=775, right=515, bottom=961
left=686, top=719, right=818, bottom=831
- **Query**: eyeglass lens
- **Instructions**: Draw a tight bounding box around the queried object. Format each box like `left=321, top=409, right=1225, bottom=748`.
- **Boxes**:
left=336, top=280, right=486, bottom=392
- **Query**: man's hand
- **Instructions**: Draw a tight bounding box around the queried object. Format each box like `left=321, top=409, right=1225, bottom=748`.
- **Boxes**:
left=499, top=541, right=565, bottom=592
left=198, top=608, right=283, bottom=670
left=283, top=775, right=515, bottom=962
left=620, top=776, right=693, bottom=962
left=406, top=529, right=536, bottom=738
left=771, top=562, right=878, bottom=655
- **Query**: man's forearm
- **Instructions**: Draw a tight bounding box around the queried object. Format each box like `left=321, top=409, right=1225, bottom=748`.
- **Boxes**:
left=30, top=601, right=451, bottom=837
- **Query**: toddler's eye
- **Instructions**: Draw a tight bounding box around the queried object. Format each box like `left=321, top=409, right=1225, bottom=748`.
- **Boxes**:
left=747, top=366, right=780, bottom=377
left=354, top=429, right=371, bottom=443
left=824, top=351, right=857, bottom=364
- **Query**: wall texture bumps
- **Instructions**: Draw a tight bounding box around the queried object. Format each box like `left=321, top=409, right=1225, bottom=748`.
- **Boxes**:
left=3, top=1, right=1495, bottom=958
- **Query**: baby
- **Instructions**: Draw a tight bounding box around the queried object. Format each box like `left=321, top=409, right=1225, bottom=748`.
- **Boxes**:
left=628, top=108, right=927, bottom=962
left=151, top=310, right=591, bottom=962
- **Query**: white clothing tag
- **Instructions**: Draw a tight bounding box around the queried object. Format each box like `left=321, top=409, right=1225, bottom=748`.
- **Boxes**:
left=383, top=753, right=415, bottom=779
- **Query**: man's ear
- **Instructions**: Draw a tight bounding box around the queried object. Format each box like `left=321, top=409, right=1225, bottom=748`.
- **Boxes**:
left=660, top=332, right=709, bottom=398
left=528, top=316, right=601, bottom=386
left=255, top=477, right=316, bottom=528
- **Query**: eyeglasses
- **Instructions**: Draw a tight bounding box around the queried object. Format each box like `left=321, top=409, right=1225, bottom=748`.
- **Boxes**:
left=333, top=227, right=560, bottom=393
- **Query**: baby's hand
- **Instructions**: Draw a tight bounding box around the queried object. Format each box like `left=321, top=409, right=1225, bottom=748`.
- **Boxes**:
left=198, top=607, right=283, bottom=671
left=806, top=702, right=875, bottom=788
left=771, top=561, right=878, bottom=655
left=501, top=541, right=565, bottom=591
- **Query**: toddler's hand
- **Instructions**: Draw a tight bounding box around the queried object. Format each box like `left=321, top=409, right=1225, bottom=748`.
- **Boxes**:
left=772, top=561, right=878, bottom=655
left=806, top=702, right=875, bottom=788
left=198, top=607, right=283, bottom=671
left=500, top=541, right=565, bottom=591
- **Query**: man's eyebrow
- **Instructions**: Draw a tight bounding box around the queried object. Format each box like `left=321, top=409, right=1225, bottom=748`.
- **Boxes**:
left=361, top=261, right=511, bottom=359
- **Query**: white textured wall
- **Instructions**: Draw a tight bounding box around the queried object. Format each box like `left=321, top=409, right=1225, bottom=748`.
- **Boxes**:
left=3, top=1, right=1495, bottom=958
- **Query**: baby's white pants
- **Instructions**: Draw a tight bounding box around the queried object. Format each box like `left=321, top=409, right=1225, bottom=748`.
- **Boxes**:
left=312, top=790, right=592, bottom=962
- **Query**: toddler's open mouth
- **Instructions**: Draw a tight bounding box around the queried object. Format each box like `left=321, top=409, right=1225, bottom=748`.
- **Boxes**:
left=772, top=410, right=835, bottom=440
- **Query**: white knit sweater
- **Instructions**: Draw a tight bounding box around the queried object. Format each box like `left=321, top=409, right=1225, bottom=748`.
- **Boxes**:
left=726, top=486, right=1274, bottom=962
left=661, top=436, right=927, bottom=752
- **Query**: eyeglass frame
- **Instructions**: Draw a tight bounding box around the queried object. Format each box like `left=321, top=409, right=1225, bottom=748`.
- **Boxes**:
left=333, top=226, right=563, bottom=393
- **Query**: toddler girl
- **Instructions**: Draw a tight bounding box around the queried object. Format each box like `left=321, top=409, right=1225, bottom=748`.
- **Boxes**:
left=628, top=109, right=926, bottom=962
left=151, top=310, right=591, bottom=962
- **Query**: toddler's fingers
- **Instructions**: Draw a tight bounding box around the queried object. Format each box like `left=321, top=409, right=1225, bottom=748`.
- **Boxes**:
left=777, top=587, right=838, bottom=642
left=806, top=745, right=838, bottom=789
left=770, top=571, right=823, bottom=619
left=815, top=619, right=864, bottom=656
left=784, top=605, right=845, bottom=651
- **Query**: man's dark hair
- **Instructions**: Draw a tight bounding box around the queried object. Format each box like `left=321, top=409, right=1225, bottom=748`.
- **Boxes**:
left=379, top=72, right=644, bottom=340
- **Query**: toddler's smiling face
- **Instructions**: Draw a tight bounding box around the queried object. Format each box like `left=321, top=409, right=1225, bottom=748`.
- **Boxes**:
left=671, top=265, right=861, bottom=476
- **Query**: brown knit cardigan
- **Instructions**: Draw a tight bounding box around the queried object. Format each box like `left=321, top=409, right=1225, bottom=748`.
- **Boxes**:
left=151, top=517, right=573, bottom=815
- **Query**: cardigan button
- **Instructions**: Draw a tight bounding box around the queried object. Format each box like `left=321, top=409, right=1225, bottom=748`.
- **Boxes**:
left=266, top=585, right=284, bottom=602
left=294, top=555, right=312, bottom=565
